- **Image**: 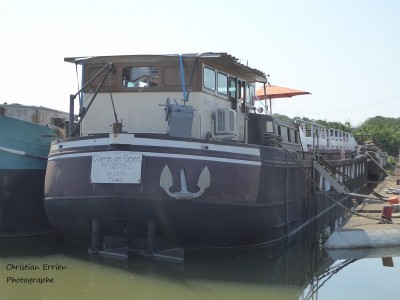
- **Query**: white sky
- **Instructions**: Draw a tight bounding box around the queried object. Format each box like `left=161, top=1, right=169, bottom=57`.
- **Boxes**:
left=1, top=0, right=399, bottom=126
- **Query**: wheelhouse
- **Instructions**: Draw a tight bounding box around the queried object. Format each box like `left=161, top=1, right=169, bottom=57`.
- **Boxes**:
left=67, top=53, right=268, bottom=142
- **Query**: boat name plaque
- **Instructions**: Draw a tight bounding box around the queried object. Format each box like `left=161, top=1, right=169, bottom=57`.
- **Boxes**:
left=90, top=151, right=142, bottom=184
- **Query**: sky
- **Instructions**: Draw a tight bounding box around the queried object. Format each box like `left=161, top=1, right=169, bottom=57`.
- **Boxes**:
left=1, top=0, right=399, bottom=126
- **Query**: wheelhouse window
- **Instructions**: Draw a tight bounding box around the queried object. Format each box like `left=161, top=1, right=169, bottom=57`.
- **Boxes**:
left=217, top=72, right=228, bottom=95
left=228, top=77, right=237, bottom=100
left=203, top=67, right=215, bottom=91
left=122, top=66, right=158, bottom=88
left=246, top=84, right=255, bottom=105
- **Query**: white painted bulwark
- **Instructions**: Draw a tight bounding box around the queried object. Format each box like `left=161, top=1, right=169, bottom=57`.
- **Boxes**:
left=109, top=133, right=135, bottom=145
left=90, top=151, right=142, bottom=184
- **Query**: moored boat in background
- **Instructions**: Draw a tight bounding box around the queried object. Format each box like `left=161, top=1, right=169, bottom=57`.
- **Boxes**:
left=44, top=53, right=369, bottom=256
left=0, top=104, right=68, bottom=237
left=359, top=142, right=388, bottom=182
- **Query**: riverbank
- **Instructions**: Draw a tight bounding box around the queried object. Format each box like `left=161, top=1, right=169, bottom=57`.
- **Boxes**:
left=325, top=171, right=400, bottom=249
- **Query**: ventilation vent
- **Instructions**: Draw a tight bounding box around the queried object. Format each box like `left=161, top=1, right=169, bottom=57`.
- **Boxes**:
left=215, top=108, right=236, bottom=135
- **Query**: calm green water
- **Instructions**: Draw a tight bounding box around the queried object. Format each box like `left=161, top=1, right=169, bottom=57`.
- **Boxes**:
left=1, top=236, right=400, bottom=300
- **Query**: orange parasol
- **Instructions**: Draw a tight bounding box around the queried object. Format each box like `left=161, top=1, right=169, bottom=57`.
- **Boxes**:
left=256, top=84, right=311, bottom=100
left=255, top=84, right=311, bottom=113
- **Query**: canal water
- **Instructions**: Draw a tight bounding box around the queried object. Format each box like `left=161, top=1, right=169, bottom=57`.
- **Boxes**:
left=1, top=234, right=400, bottom=300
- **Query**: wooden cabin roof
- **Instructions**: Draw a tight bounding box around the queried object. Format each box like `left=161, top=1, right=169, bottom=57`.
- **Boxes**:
left=64, top=52, right=268, bottom=83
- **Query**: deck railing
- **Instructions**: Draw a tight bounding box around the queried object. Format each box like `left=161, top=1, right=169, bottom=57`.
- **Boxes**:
left=295, top=119, right=356, bottom=151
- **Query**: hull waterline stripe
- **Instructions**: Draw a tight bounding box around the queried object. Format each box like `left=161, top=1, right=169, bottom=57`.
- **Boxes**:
left=52, top=137, right=261, bottom=156
left=48, top=151, right=261, bottom=166
left=0, top=145, right=47, bottom=159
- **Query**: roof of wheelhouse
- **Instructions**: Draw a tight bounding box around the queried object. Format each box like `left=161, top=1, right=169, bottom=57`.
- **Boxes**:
left=64, top=52, right=269, bottom=83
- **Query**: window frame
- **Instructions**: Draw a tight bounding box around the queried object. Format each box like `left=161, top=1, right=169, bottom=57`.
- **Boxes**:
left=203, top=67, right=216, bottom=91
left=122, top=66, right=159, bottom=88
left=217, top=72, right=228, bottom=96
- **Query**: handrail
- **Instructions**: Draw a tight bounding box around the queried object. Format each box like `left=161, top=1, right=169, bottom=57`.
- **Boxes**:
left=295, top=119, right=356, bottom=151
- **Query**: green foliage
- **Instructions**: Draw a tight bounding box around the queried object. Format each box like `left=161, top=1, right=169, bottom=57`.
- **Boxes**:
left=387, top=156, right=397, bottom=165
left=354, top=116, right=400, bottom=156
left=272, top=113, right=296, bottom=125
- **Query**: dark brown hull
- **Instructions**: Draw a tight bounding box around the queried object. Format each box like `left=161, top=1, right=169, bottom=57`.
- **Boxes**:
left=44, top=134, right=367, bottom=249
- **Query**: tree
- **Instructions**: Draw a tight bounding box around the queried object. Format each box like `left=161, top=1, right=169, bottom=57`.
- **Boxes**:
left=354, top=116, right=400, bottom=156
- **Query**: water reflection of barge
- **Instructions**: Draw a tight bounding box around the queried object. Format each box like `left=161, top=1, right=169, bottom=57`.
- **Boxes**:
left=44, top=53, right=368, bottom=254
left=0, top=230, right=346, bottom=300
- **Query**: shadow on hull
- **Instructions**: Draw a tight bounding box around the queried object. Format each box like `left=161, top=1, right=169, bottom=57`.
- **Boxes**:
left=0, top=169, right=56, bottom=238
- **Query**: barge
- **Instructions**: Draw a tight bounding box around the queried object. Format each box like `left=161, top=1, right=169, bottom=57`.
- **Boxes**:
left=43, top=53, right=368, bottom=255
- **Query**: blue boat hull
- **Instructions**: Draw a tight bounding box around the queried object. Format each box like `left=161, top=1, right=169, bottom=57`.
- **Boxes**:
left=0, top=115, right=58, bottom=237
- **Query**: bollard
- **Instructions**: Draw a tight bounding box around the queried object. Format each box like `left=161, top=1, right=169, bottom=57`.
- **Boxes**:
left=381, top=205, right=394, bottom=223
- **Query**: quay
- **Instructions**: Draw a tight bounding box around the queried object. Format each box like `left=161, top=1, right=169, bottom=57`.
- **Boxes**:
left=325, top=171, right=400, bottom=249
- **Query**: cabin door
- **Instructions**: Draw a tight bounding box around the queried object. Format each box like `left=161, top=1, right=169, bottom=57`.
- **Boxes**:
left=237, top=80, right=247, bottom=113
left=228, top=77, right=237, bottom=110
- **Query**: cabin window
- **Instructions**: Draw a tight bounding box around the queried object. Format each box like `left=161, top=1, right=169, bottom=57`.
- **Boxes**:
left=228, top=77, right=237, bottom=99
left=122, top=66, right=158, bottom=88
left=287, top=129, right=291, bottom=142
left=246, top=84, right=255, bottom=105
left=238, top=80, right=244, bottom=100
left=217, top=72, right=228, bottom=95
left=203, top=67, right=215, bottom=91
left=266, top=121, right=273, bottom=133
left=294, top=130, right=299, bottom=143
left=277, top=125, right=281, bottom=136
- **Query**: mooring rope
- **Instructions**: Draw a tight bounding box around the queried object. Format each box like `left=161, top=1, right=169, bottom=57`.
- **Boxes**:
left=284, top=149, right=387, bottom=223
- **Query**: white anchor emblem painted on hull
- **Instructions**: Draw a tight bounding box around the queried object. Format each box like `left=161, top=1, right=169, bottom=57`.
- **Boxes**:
left=159, top=165, right=210, bottom=199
